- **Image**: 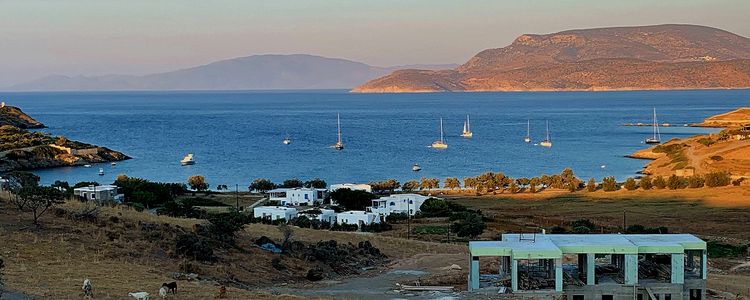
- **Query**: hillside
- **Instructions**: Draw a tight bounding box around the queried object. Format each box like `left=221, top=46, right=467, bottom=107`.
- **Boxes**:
left=5, top=54, right=456, bottom=91
left=0, top=106, right=45, bottom=129
left=354, top=24, right=750, bottom=92
left=693, top=107, right=750, bottom=127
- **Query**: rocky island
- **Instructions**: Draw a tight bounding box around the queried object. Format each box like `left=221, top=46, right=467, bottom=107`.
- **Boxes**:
left=354, top=24, right=750, bottom=93
left=0, top=106, right=129, bottom=172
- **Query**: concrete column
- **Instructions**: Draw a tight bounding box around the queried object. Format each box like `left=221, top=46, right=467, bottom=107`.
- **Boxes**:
left=470, top=256, right=480, bottom=291
left=586, top=253, right=596, bottom=285
left=555, top=258, right=563, bottom=292
left=625, top=254, right=638, bottom=285
left=671, top=253, right=685, bottom=284
left=512, top=259, right=518, bottom=292
left=702, top=250, right=708, bottom=280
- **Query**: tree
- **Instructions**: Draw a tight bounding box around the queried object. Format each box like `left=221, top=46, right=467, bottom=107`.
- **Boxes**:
left=508, top=181, right=520, bottom=194
left=463, top=177, right=476, bottom=190
left=653, top=176, right=667, bottom=189
left=640, top=176, right=653, bottom=190
left=21, top=186, right=64, bottom=225
left=444, top=177, right=461, bottom=190
left=687, top=176, right=704, bottom=188
left=419, top=177, right=439, bottom=190
left=369, top=179, right=400, bottom=194
left=623, top=177, right=638, bottom=190
left=281, top=178, right=303, bottom=188
left=705, top=171, right=731, bottom=187
left=529, top=177, right=540, bottom=193
left=187, top=175, right=209, bottom=192
left=249, top=178, right=275, bottom=193
left=402, top=180, right=419, bottom=192
left=419, top=198, right=451, bottom=217
left=516, top=177, right=530, bottom=188
left=602, top=176, right=618, bottom=191
left=586, top=178, right=597, bottom=192
left=216, top=184, right=228, bottom=191
left=667, top=175, right=687, bottom=190
left=304, top=178, right=327, bottom=189
left=131, top=190, right=157, bottom=208
left=329, top=188, right=376, bottom=211
left=450, top=213, right=485, bottom=238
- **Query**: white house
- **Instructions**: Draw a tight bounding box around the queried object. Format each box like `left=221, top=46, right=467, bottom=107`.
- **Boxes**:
left=300, top=208, right=337, bottom=224
left=268, top=187, right=327, bottom=206
left=336, top=210, right=381, bottom=227
left=73, top=185, right=124, bottom=203
left=369, top=193, right=430, bottom=216
left=330, top=183, right=372, bottom=193
left=253, top=206, right=298, bottom=221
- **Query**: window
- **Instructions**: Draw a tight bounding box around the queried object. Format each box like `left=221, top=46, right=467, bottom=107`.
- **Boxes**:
left=304, top=194, right=309, bottom=200
left=390, top=202, right=395, bottom=206
left=409, top=200, right=413, bottom=204
left=573, top=295, right=584, bottom=300
left=638, top=294, right=643, bottom=300
left=603, top=295, right=613, bottom=300
left=664, top=294, right=671, bottom=300
left=690, top=289, right=702, bottom=300
left=90, top=193, right=96, bottom=199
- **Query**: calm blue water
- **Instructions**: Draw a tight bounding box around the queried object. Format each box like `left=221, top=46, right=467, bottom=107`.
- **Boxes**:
left=2, top=90, right=748, bottom=187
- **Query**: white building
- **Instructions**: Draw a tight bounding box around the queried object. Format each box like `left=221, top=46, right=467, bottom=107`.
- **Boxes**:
left=253, top=206, right=298, bottom=221
left=300, top=208, right=337, bottom=224
left=336, top=210, right=381, bottom=227
left=369, top=193, right=430, bottom=216
left=73, top=185, right=124, bottom=203
left=268, top=187, right=327, bottom=206
left=330, top=183, right=372, bottom=193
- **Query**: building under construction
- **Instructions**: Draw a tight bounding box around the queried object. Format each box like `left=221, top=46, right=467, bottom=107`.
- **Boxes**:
left=469, top=233, right=706, bottom=300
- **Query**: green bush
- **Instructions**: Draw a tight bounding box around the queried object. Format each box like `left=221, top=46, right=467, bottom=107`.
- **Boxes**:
left=450, top=213, right=485, bottom=238
left=586, top=178, right=597, bottom=192
left=626, top=224, right=669, bottom=234
left=707, top=241, right=748, bottom=258
left=623, top=178, right=638, bottom=190
left=570, top=219, right=596, bottom=231
left=687, top=176, right=705, bottom=188
left=601, top=176, right=618, bottom=191
left=709, top=155, right=723, bottom=161
left=697, top=137, right=715, bottom=147
left=329, top=188, right=377, bottom=211
left=550, top=226, right=567, bottom=234
left=175, top=233, right=214, bottom=261
left=572, top=226, right=591, bottom=234
left=667, top=175, right=688, bottom=189
left=652, top=176, right=667, bottom=189
left=293, top=216, right=312, bottom=228
left=640, top=176, right=653, bottom=190
left=705, top=171, right=732, bottom=187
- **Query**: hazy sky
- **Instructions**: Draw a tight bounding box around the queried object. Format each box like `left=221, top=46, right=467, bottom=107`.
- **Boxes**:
left=1, top=0, right=749, bottom=86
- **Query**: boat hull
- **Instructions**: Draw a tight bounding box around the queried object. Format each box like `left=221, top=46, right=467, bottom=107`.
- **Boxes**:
left=181, top=161, right=195, bottom=166
left=431, top=142, right=448, bottom=149
left=461, top=132, right=473, bottom=138
left=539, top=141, right=552, bottom=147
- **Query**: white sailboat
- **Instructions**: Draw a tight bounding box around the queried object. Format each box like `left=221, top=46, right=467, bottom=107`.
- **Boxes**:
left=98, top=168, right=105, bottom=176
left=181, top=153, right=195, bottom=165
left=431, top=118, right=448, bottom=149
left=461, top=115, right=473, bottom=138
left=412, top=163, right=422, bottom=172
left=539, top=121, right=552, bottom=147
left=282, top=132, right=291, bottom=145
left=645, top=108, right=661, bottom=144
left=524, top=120, right=531, bottom=143
left=333, top=113, right=344, bottom=150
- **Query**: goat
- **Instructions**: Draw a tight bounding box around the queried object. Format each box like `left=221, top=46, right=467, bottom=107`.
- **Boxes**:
left=128, top=292, right=150, bottom=300
left=82, top=278, right=93, bottom=298
left=158, top=287, right=167, bottom=300
left=161, top=281, right=177, bottom=294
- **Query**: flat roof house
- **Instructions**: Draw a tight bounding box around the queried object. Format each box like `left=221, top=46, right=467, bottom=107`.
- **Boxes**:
left=253, top=206, right=298, bottom=221
left=73, top=185, right=124, bottom=203
left=336, top=210, right=380, bottom=227
left=468, top=233, right=707, bottom=300
left=300, top=208, right=337, bottom=224
left=330, top=183, right=372, bottom=193
left=369, top=193, right=429, bottom=216
left=268, top=188, right=327, bottom=206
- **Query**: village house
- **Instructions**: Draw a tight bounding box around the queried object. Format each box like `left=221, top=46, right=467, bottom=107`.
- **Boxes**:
left=330, top=183, right=372, bottom=193
left=336, top=210, right=380, bottom=227
left=468, top=233, right=707, bottom=300
left=300, top=208, right=337, bottom=224
left=73, top=185, right=124, bottom=203
left=369, top=193, right=430, bottom=216
left=268, top=187, right=327, bottom=206
left=253, top=206, right=298, bottom=221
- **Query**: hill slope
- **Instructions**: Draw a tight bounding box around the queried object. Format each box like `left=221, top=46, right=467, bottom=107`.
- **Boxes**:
left=6, top=55, right=456, bottom=91
left=354, top=24, right=750, bottom=92
left=0, top=106, right=45, bottom=129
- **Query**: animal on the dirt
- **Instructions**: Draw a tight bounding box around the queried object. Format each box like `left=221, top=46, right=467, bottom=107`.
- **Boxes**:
left=128, top=291, right=150, bottom=300
left=215, top=285, right=227, bottom=298
left=158, top=287, right=167, bottom=300
left=161, top=281, right=177, bottom=294
left=82, top=278, right=93, bottom=298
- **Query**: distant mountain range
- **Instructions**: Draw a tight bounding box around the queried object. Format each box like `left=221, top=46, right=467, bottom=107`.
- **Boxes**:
left=5, top=54, right=457, bottom=91
left=354, top=24, right=750, bottom=92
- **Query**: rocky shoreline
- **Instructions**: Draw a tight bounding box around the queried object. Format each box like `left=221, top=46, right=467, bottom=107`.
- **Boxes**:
left=0, top=106, right=129, bottom=172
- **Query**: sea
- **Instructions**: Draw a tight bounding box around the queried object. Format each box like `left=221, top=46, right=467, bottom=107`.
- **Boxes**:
left=2, top=89, right=749, bottom=187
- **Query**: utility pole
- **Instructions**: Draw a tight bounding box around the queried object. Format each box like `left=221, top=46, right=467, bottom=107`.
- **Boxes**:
left=407, top=200, right=411, bottom=240
left=623, top=210, right=627, bottom=232
left=236, top=184, right=239, bottom=211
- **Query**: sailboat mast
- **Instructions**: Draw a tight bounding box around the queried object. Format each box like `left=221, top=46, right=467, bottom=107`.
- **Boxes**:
left=466, top=115, right=470, bottom=131
left=527, top=120, right=530, bottom=136
left=440, top=118, right=444, bottom=142
left=337, top=113, right=342, bottom=143
left=546, top=121, right=550, bottom=140
left=653, top=108, right=660, bottom=140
